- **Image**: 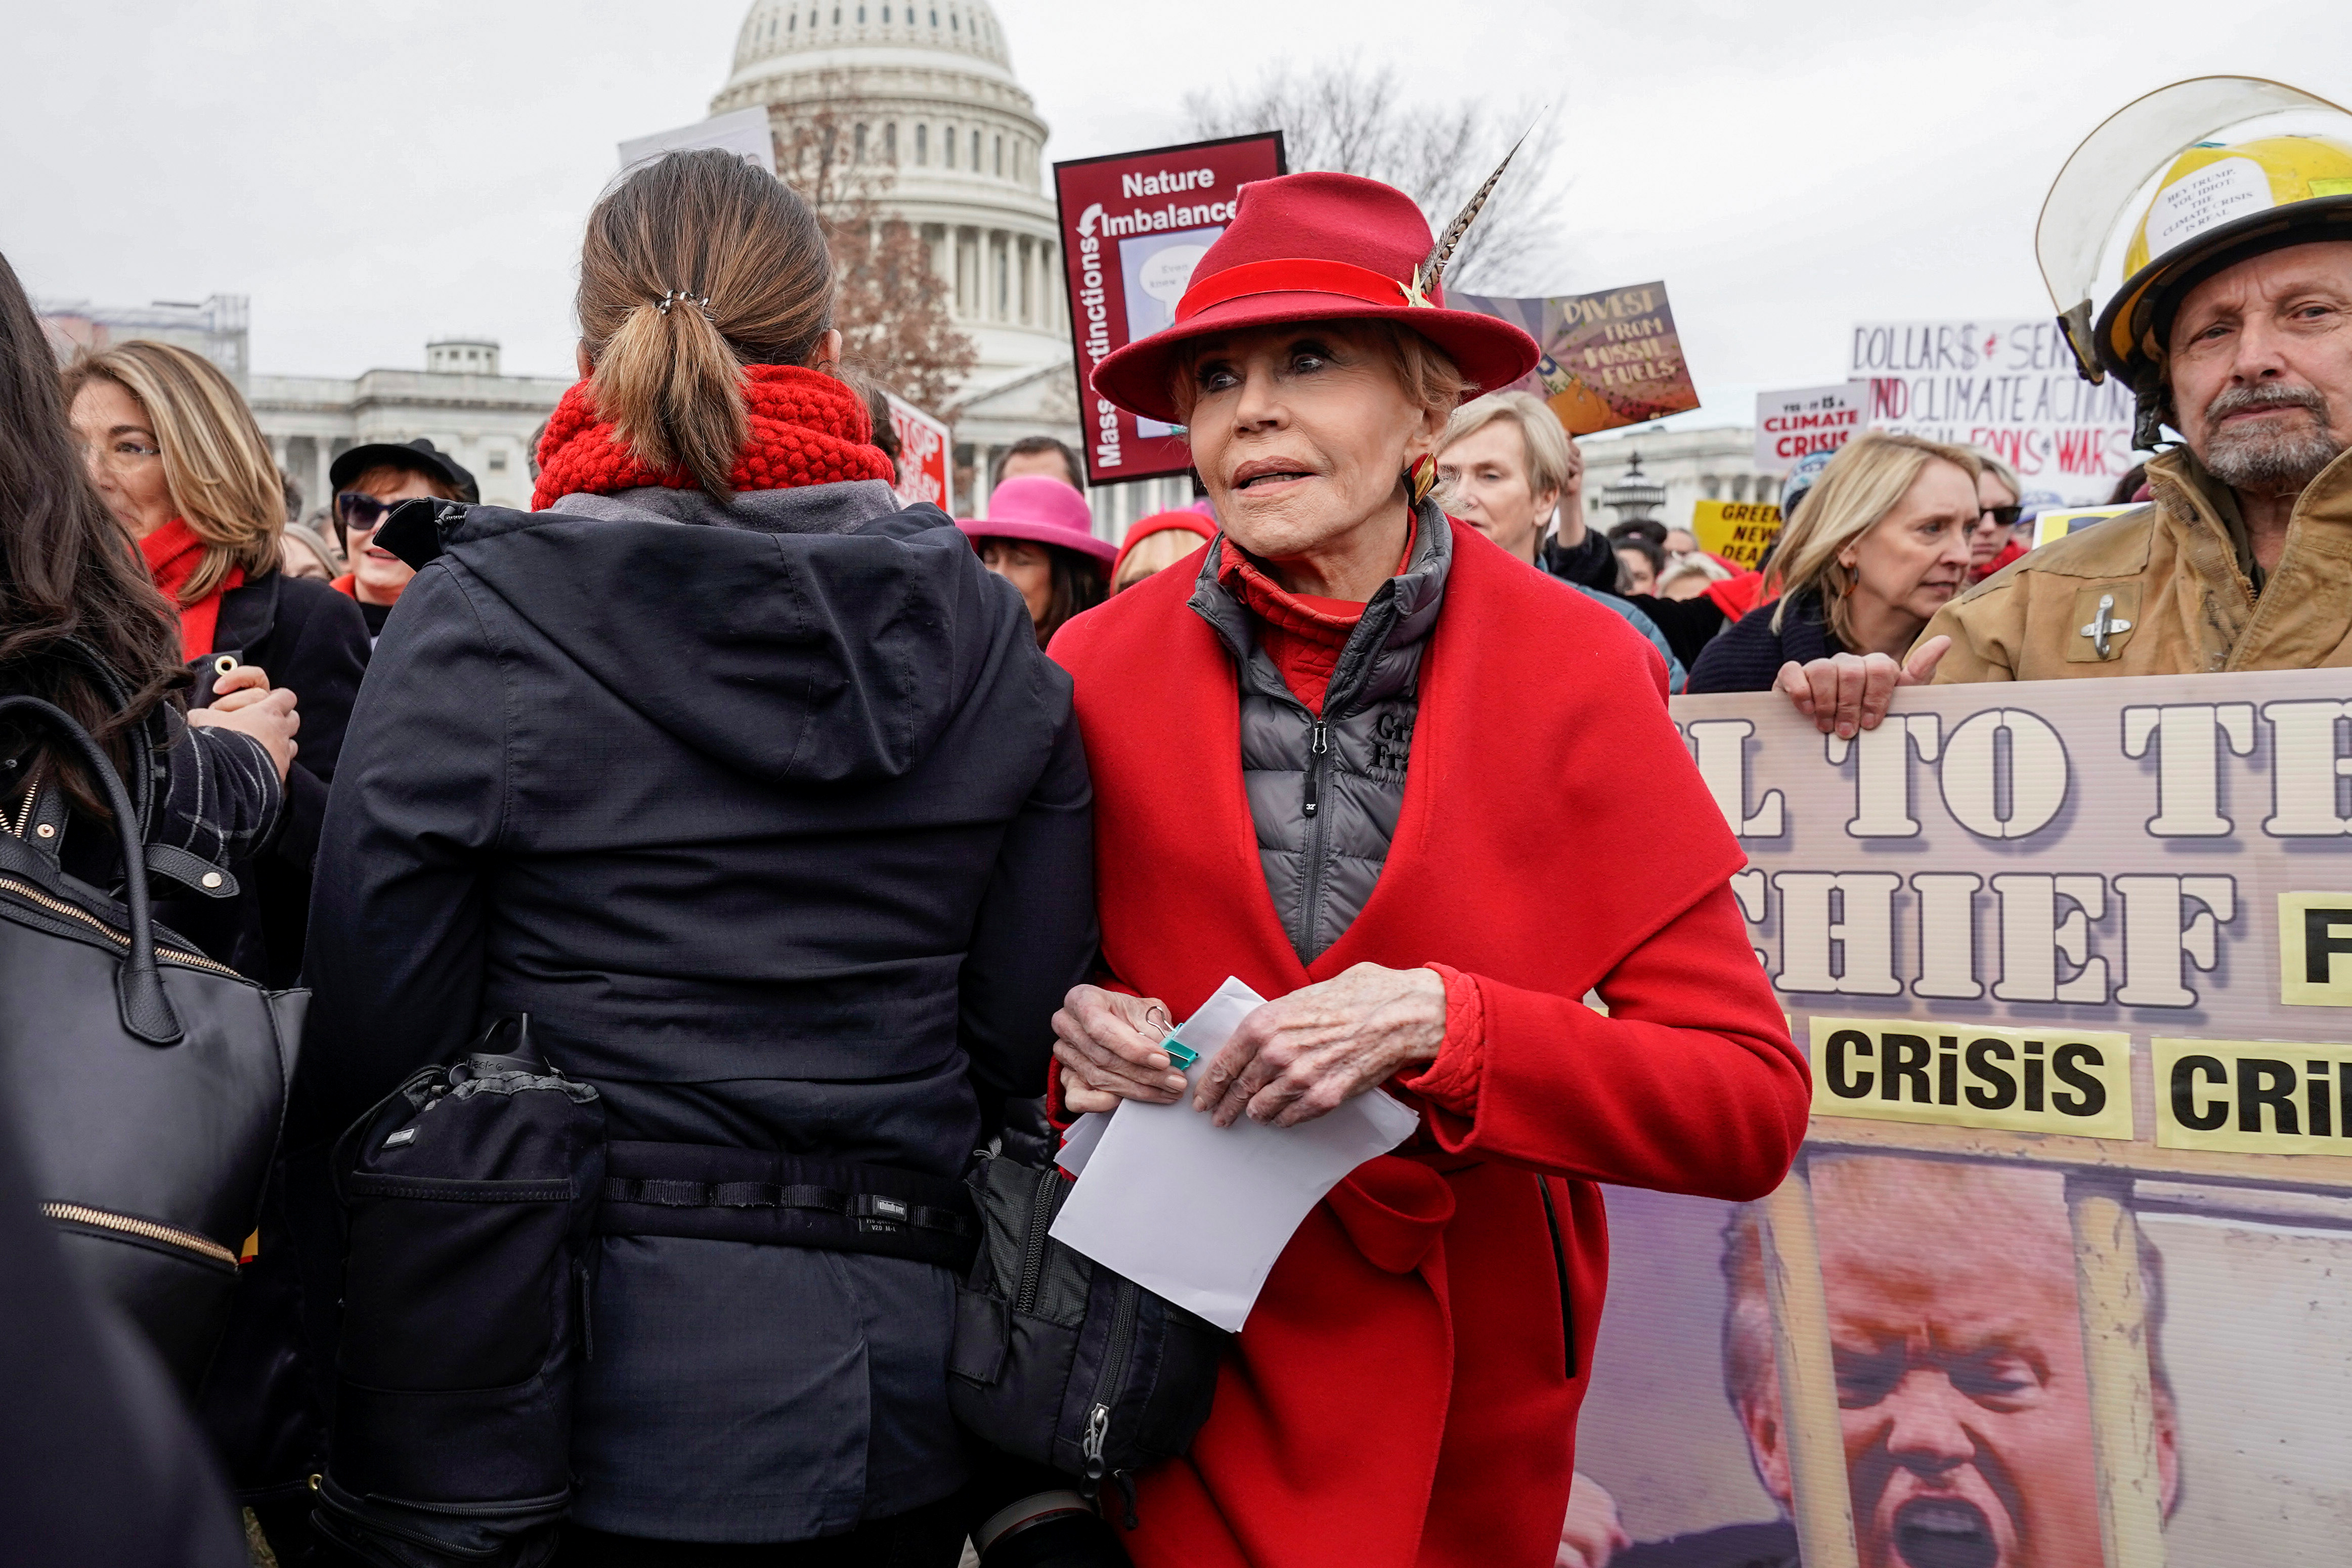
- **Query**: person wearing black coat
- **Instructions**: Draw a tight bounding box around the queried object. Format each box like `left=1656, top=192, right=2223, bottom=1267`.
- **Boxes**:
left=302, top=151, right=1098, bottom=1564
left=1684, top=589, right=1845, bottom=693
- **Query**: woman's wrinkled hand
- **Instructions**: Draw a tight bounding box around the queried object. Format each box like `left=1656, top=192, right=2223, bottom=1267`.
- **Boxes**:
left=188, top=685, right=299, bottom=781
left=1772, top=635, right=1947, bottom=737
left=1053, top=985, right=1190, bottom=1115
left=1196, top=962, right=1445, bottom=1129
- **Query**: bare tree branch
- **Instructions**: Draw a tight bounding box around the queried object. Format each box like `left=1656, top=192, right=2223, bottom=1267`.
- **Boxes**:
left=1183, top=58, right=1569, bottom=295
left=767, top=78, right=978, bottom=414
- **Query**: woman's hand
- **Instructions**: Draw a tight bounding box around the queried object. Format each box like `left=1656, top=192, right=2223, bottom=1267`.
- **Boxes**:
left=1197, top=962, right=1445, bottom=1129
left=1052, top=985, right=1190, bottom=1115
left=1772, top=636, right=1947, bottom=737
left=202, top=662, right=274, bottom=712
left=189, top=686, right=299, bottom=780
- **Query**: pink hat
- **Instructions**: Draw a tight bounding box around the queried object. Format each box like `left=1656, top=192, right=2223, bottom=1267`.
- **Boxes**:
left=957, top=475, right=1118, bottom=565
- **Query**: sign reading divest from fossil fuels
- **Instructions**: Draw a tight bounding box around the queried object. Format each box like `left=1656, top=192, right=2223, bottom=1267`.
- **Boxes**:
left=1455, top=282, right=1701, bottom=435
left=1672, top=667, right=2352, bottom=1154
left=1052, top=133, right=1285, bottom=487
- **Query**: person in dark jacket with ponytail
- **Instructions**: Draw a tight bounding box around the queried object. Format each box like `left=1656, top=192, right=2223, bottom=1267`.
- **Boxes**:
left=302, top=151, right=1097, bottom=1565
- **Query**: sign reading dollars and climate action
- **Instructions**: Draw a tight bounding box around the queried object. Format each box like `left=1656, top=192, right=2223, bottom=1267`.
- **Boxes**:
left=1564, top=667, right=2352, bottom=1568
left=1052, top=133, right=1285, bottom=487
left=881, top=392, right=950, bottom=513
left=1850, top=318, right=2147, bottom=504
left=1454, top=282, right=1700, bottom=435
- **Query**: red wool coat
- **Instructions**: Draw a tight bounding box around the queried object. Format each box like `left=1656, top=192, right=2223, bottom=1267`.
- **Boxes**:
left=1047, top=520, right=1811, bottom=1568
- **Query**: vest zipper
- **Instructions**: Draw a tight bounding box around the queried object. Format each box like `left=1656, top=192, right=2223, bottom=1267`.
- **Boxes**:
left=0, top=873, right=242, bottom=979
left=1297, top=716, right=1333, bottom=955
left=1080, top=1278, right=1143, bottom=1528
left=42, top=1200, right=238, bottom=1268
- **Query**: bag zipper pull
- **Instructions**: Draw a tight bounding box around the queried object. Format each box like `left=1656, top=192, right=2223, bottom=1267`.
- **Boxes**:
left=1112, top=1469, right=1140, bottom=1530
left=1080, top=1401, right=1109, bottom=1488
left=1303, top=719, right=1328, bottom=817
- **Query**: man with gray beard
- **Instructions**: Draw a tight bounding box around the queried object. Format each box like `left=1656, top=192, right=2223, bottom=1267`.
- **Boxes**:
left=1793, top=92, right=2352, bottom=716
left=1920, top=229, right=2352, bottom=681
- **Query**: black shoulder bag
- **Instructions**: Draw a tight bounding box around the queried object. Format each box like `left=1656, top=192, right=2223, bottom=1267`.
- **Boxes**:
left=0, top=696, right=303, bottom=1388
left=950, top=1149, right=1228, bottom=1529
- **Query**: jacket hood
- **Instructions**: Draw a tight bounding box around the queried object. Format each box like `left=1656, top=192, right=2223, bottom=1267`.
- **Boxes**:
left=413, top=482, right=1019, bottom=784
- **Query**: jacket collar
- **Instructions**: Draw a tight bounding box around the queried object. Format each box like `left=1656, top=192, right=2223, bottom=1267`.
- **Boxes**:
left=1187, top=498, right=1452, bottom=716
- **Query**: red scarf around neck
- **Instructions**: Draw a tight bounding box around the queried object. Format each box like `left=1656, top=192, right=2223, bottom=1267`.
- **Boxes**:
left=530, top=363, right=894, bottom=510
left=1215, top=512, right=1418, bottom=716
left=140, top=517, right=244, bottom=660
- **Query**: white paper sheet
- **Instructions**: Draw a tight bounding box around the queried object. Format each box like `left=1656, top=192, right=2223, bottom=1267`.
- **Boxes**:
left=1055, top=1109, right=1109, bottom=1177
left=1048, top=976, right=1423, bottom=1331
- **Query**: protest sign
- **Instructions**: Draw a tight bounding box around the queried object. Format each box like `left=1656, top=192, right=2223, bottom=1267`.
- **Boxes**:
left=617, top=106, right=775, bottom=176
left=1454, top=282, right=1700, bottom=435
left=1573, top=668, right=2352, bottom=1568
left=1849, top=318, right=2145, bottom=504
left=1052, top=133, right=1285, bottom=486
left=1689, top=499, right=1780, bottom=570
left=881, top=391, right=950, bottom=512
left=1754, top=381, right=1869, bottom=472
left=2033, top=501, right=2137, bottom=549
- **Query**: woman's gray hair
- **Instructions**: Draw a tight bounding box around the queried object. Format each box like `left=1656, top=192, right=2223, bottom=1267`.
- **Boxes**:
left=1439, top=390, right=1573, bottom=502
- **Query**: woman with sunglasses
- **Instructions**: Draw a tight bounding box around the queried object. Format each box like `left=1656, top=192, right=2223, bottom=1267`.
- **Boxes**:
left=1965, top=446, right=2026, bottom=583
left=327, top=438, right=477, bottom=642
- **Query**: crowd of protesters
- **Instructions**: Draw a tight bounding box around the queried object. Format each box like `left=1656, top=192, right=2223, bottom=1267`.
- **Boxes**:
left=3, top=68, right=2352, bottom=1568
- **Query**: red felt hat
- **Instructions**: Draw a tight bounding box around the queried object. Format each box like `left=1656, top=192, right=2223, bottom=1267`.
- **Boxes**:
left=1091, top=171, right=1541, bottom=426
left=1110, top=509, right=1216, bottom=584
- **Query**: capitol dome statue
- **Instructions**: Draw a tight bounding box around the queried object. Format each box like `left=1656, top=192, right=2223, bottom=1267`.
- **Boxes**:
left=711, top=1, right=1188, bottom=528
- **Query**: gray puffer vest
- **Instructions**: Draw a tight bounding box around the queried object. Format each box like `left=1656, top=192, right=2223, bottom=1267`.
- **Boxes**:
left=1190, top=504, right=1450, bottom=963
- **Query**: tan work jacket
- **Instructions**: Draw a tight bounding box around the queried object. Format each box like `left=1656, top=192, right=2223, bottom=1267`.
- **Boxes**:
left=1920, top=446, right=2352, bottom=681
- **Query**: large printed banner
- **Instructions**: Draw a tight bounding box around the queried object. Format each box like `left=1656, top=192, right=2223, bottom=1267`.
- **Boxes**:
left=1848, top=319, right=2145, bottom=505
left=1052, top=133, right=1285, bottom=487
left=1456, top=282, right=1701, bottom=435
left=1580, top=669, right=2352, bottom=1568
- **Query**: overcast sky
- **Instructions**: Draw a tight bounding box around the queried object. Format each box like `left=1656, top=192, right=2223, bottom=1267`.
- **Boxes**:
left=6, top=0, right=2346, bottom=434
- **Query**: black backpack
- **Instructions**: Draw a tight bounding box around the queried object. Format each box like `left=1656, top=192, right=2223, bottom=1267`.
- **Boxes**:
left=949, top=1149, right=1227, bottom=1527
left=315, top=1017, right=603, bottom=1568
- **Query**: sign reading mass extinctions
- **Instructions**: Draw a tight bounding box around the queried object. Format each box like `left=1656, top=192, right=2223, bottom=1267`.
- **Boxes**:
left=1053, top=133, right=1286, bottom=488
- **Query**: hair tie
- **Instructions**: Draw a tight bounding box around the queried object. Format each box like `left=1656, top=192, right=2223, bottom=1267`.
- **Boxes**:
left=655, top=289, right=713, bottom=318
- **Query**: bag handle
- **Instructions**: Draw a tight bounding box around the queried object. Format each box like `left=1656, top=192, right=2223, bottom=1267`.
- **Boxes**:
left=0, top=695, right=182, bottom=1045
left=48, top=636, right=158, bottom=831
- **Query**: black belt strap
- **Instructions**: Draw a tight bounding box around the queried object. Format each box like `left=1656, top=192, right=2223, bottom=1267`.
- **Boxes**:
left=596, top=1141, right=976, bottom=1272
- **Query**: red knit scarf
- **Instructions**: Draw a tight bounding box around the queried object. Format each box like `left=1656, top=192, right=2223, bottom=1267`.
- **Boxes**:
left=140, top=517, right=243, bottom=660
left=1217, top=513, right=1417, bottom=716
left=530, top=363, right=893, bottom=509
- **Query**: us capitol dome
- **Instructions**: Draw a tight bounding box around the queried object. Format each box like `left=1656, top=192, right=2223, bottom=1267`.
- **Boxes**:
left=711, top=0, right=1191, bottom=528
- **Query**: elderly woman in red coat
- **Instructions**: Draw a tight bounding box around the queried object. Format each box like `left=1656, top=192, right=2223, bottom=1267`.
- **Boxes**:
left=1044, top=170, right=1811, bottom=1568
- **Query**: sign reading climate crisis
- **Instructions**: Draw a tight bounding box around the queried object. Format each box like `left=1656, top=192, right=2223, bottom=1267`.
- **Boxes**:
left=1670, top=667, right=2352, bottom=1158
left=1052, top=133, right=1286, bottom=487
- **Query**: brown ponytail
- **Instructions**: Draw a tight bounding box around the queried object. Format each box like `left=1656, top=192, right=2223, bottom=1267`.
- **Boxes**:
left=577, top=149, right=836, bottom=501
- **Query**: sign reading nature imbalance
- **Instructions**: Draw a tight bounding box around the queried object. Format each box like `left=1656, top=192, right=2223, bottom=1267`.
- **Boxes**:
left=1051, top=133, right=1286, bottom=487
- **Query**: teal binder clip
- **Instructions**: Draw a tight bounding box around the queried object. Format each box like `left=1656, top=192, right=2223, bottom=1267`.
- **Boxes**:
left=1161, top=1034, right=1198, bottom=1069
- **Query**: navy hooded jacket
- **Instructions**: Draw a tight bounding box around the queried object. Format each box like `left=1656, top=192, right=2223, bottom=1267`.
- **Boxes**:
left=301, top=477, right=1095, bottom=1541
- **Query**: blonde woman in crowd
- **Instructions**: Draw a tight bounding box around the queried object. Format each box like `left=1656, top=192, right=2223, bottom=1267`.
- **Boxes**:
left=63, top=340, right=368, bottom=986
left=1685, top=431, right=1977, bottom=738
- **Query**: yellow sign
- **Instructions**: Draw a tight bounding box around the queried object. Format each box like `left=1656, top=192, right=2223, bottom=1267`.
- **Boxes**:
left=1808, top=1016, right=2133, bottom=1140
left=2281, top=891, right=2352, bottom=1007
left=1690, top=499, right=1781, bottom=571
left=2031, top=503, right=2136, bottom=549
left=2153, top=1037, right=2352, bottom=1155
